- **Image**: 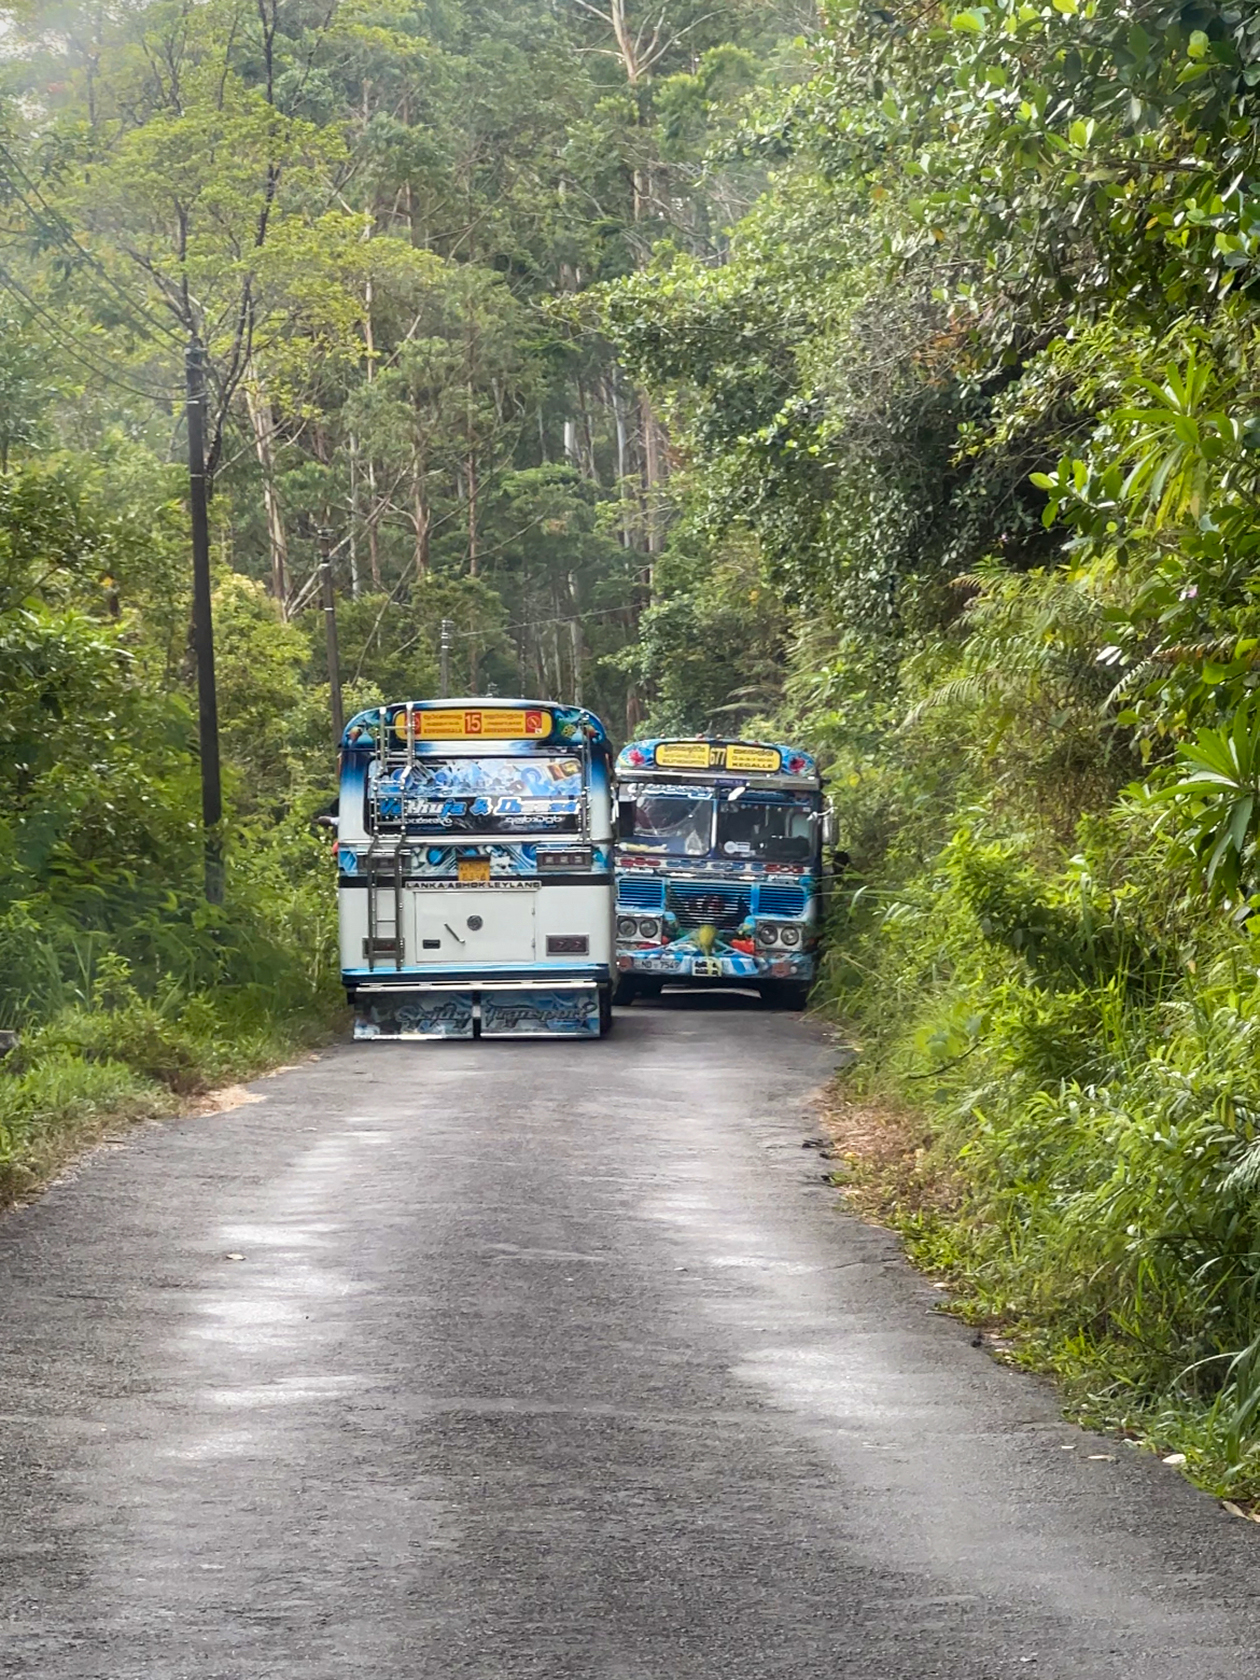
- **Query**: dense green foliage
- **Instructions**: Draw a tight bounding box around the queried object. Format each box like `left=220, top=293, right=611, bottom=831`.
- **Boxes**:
left=0, top=0, right=811, bottom=1185
left=596, top=0, right=1260, bottom=1491
left=0, top=452, right=338, bottom=1192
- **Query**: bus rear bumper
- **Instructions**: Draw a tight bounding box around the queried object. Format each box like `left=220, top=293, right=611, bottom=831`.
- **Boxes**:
left=348, top=976, right=606, bottom=1040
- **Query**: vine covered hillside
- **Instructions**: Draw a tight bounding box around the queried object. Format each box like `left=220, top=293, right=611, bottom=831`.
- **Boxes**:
left=602, top=0, right=1260, bottom=1494
left=0, top=0, right=809, bottom=1190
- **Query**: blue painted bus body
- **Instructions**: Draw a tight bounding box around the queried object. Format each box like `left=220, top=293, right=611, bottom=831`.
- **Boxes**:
left=612, top=738, right=825, bottom=1003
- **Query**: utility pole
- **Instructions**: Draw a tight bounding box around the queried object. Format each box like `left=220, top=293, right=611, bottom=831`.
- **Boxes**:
left=318, top=528, right=344, bottom=749
left=439, top=617, right=452, bottom=698
left=185, top=339, right=223, bottom=906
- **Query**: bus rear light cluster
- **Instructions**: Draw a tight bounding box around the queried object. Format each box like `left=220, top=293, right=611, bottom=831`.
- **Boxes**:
left=756, top=921, right=803, bottom=948
left=537, top=847, right=592, bottom=871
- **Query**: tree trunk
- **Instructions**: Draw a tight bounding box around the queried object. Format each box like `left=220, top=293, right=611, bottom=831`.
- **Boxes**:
left=467, top=450, right=479, bottom=576
left=366, top=460, right=382, bottom=588
left=465, top=289, right=480, bottom=576
left=400, top=85, right=415, bottom=242
left=410, top=459, right=430, bottom=577
left=579, top=381, right=598, bottom=484
left=610, top=378, right=631, bottom=548
left=244, top=375, right=289, bottom=613
left=550, top=616, right=564, bottom=702
left=641, top=391, right=664, bottom=566
left=533, top=626, right=547, bottom=699
left=568, top=570, right=583, bottom=707
left=348, top=433, right=361, bottom=598
left=361, top=233, right=382, bottom=590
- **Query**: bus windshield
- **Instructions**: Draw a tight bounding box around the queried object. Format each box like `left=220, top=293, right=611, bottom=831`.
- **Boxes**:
left=371, top=754, right=583, bottom=833
left=716, top=794, right=815, bottom=862
left=620, top=785, right=712, bottom=856
left=621, top=782, right=818, bottom=863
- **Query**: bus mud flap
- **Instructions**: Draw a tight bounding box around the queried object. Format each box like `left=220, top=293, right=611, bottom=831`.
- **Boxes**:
left=354, top=991, right=475, bottom=1039
left=479, top=986, right=600, bottom=1038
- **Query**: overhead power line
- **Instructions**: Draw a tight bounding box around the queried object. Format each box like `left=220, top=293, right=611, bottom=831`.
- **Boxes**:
left=0, top=261, right=179, bottom=403
left=0, top=142, right=185, bottom=350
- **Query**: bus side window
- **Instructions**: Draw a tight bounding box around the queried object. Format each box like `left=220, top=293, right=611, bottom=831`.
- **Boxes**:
left=617, top=798, right=636, bottom=838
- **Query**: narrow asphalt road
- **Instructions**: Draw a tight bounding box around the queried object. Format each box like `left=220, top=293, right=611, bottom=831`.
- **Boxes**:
left=2, top=995, right=1260, bottom=1679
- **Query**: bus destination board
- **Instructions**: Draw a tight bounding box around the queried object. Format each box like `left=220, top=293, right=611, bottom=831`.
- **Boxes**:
left=725, top=744, right=781, bottom=772
left=394, top=708, right=551, bottom=741
left=653, top=740, right=782, bottom=773
left=654, top=741, right=712, bottom=769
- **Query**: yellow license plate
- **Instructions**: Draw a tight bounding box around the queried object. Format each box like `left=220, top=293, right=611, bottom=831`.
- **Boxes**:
left=457, top=859, right=491, bottom=883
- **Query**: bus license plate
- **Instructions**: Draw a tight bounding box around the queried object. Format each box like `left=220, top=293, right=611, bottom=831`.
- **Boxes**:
left=691, top=957, right=722, bottom=978
left=457, top=859, right=491, bottom=883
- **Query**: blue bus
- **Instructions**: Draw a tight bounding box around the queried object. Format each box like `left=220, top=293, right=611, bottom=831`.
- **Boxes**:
left=337, top=699, right=615, bottom=1039
left=612, top=737, right=830, bottom=1009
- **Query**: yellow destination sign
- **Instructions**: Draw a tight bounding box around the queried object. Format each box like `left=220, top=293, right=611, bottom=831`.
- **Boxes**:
left=652, top=740, right=783, bottom=773
left=726, top=744, right=781, bottom=772
left=395, top=707, right=550, bottom=741
left=654, top=741, right=712, bottom=769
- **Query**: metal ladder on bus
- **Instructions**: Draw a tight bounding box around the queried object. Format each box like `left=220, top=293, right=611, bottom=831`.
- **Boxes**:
left=363, top=835, right=404, bottom=969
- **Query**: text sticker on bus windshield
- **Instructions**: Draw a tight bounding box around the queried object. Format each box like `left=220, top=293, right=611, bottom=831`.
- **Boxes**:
left=394, top=708, right=550, bottom=741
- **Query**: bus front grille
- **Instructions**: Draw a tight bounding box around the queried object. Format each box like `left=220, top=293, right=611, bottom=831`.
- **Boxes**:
left=756, top=882, right=807, bottom=917
left=618, top=876, right=666, bottom=911
left=666, top=883, right=751, bottom=931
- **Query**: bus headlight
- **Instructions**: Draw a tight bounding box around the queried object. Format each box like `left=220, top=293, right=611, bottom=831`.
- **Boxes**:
left=779, top=925, right=802, bottom=947
left=637, top=917, right=661, bottom=942
left=617, top=916, right=637, bottom=939
left=756, top=922, right=777, bottom=946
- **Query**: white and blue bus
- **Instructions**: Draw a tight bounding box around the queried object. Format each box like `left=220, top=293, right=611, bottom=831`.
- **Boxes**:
left=613, top=737, right=832, bottom=1009
left=337, top=699, right=615, bottom=1039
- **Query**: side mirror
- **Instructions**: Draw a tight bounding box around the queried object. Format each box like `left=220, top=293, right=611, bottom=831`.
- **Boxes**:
left=617, top=799, right=636, bottom=838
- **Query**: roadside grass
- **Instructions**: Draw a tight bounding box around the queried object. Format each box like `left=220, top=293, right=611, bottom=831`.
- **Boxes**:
left=0, top=831, right=346, bottom=1208
left=819, top=826, right=1260, bottom=1510
left=0, top=995, right=342, bottom=1208
left=0, top=1052, right=170, bottom=1205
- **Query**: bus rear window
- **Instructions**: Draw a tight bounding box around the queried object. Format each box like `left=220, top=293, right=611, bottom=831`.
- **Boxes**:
left=370, top=755, right=582, bottom=833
